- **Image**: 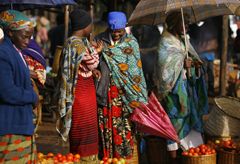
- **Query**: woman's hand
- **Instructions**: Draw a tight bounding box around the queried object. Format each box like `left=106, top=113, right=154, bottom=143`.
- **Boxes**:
left=92, top=40, right=104, bottom=53
left=92, top=69, right=101, bottom=81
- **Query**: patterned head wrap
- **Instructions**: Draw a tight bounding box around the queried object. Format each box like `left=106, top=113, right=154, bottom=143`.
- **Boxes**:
left=107, top=11, right=127, bottom=30
left=0, top=10, right=36, bottom=31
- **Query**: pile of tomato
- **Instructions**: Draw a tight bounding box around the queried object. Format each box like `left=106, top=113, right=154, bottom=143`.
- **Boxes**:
left=100, top=157, right=127, bottom=164
left=182, top=144, right=216, bottom=157
left=37, top=152, right=81, bottom=164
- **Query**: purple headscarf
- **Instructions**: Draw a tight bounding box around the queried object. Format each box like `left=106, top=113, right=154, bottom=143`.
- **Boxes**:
left=22, top=39, right=46, bottom=68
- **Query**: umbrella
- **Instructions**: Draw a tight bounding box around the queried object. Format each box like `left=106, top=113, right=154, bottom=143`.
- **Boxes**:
left=0, top=0, right=77, bottom=12
left=0, top=0, right=76, bottom=6
left=131, top=92, right=179, bottom=143
left=129, top=0, right=240, bottom=76
left=0, top=0, right=77, bottom=41
left=128, top=0, right=240, bottom=25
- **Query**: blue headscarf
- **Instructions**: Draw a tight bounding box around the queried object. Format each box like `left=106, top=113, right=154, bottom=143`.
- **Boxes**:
left=107, top=11, right=127, bottom=30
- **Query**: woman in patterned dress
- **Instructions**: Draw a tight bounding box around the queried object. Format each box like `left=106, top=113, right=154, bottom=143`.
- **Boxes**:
left=95, top=11, right=148, bottom=159
left=156, top=11, right=208, bottom=164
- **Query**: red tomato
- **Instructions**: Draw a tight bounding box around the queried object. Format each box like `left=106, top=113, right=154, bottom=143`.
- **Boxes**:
left=211, top=149, right=216, bottom=154
left=58, top=157, right=63, bottom=162
left=53, top=159, right=58, bottom=164
left=56, top=153, right=62, bottom=159
left=189, top=148, right=195, bottom=154
left=201, top=148, right=206, bottom=154
left=195, top=147, right=200, bottom=153
left=73, top=158, right=80, bottom=162
left=182, top=151, right=188, bottom=156
left=103, top=157, right=108, bottom=162
left=67, top=155, right=73, bottom=162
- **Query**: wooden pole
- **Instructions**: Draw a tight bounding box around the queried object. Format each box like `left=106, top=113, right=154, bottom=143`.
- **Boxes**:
left=90, top=0, right=94, bottom=39
left=220, top=15, right=228, bottom=96
left=64, top=5, right=69, bottom=41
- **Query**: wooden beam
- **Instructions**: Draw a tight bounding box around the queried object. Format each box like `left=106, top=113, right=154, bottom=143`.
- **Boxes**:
left=64, top=5, right=69, bottom=41
left=220, top=15, right=228, bottom=96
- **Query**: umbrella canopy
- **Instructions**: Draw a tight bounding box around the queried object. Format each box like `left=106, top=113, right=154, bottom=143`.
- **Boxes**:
left=0, top=0, right=77, bottom=11
left=131, top=93, right=179, bottom=142
left=0, top=0, right=76, bottom=5
left=128, top=0, right=240, bottom=25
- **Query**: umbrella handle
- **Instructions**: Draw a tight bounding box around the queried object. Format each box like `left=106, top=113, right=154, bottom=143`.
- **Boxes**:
left=181, top=8, right=188, bottom=59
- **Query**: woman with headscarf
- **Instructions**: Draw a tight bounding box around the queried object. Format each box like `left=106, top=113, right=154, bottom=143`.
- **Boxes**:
left=0, top=10, right=38, bottom=163
left=95, top=11, right=148, bottom=159
left=156, top=11, right=208, bottom=163
left=56, top=9, right=101, bottom=163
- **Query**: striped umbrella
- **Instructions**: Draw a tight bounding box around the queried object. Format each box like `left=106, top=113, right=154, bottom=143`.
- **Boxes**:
left=128, top=0, right=240, bottom=25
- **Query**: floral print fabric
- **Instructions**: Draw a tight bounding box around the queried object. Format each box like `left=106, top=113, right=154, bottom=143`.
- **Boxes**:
left=98, top=34, right=148, bottom=158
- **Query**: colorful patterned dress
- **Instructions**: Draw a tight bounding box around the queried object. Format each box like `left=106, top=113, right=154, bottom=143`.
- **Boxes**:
left=98, top=34, right=148, bottom=158
left=157, top=30, right=208, bottom=150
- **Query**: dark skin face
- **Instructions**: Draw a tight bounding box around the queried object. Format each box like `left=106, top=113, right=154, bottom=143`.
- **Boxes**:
left=175, top=19, right=190, bottom=36
left=8, top=27, right=34, bottom=50
left=110, top=29, right=126, bottom=41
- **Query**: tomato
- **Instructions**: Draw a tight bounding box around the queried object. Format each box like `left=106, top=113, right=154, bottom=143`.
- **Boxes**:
left=211, top=149, right=216, bottom=154
left=194, top=147, right=200, bottom=153
left=74, top=154, right=81, bottom=159
left=182, top=152, right=188, bottom=156
left=37, top=152, right=44, bottom=159
left=103, top=156, right=109, bottom=161
left=201, top=148, right=206, bottom=154
left=56, top=153, right=62, bottom=159
left=53, top=159, right=59, bottom=164
left=73, top=158, right=80, bottom=162
left=67, top=153, right=73, bottom=157
left=67, top=155, right=73, bottom=162
left=189, top=148, right=195, bottom=154
left=193, top=153, right=198, bottom=156
left=112, top=158, right=118, bottom=163
left=103, top=162, right=109, bottom=164
left=47, top=152, right=54, bottom=158
left=200, top=144, right=206, bottom=150
left=58, top=157, right=63, bottom=162
left=188, top=153, right=193, bottom=156
left=108, top=158, right=113, bottom=163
